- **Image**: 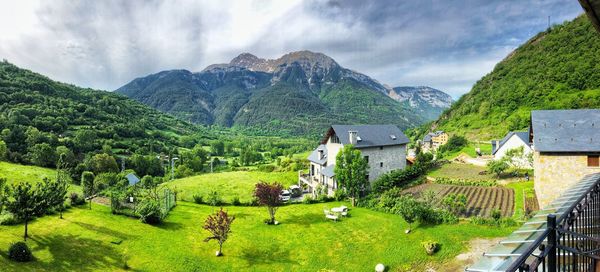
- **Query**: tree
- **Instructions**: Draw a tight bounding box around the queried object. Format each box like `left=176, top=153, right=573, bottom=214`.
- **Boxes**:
left=29, top=143, right=57, bottom=167
left=81, top=171, right=95, bottom=209
left=0, top=140, right=6, bottom=160
left=73, top=130, right=96, bottom=153
left=0, top=178, right=8, bottom=214
left=203, top=207, right=235, bottom=256
left=89, top=153, right=119, bottom=174
left=333, top=145, right=369, bottom=207
left=52, top=154, right=70, bottom=219
left=487, top=159, right=509, bottom=177
left=395, top=195, right=422, bottom=233
left=6, top=182, right=44, bottom=240
left=210, top=141, right=225, bottom=156
left=253, top=182, right=283, bottom=224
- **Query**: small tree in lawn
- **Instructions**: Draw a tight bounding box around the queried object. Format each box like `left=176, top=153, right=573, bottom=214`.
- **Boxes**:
left=334, top=144, right=369, bottom=207
left=81, top=171, right=95, bottom=210
left=253, top=182, right=283, bottom=225
left=395, top=195, right=422, bottom=233
left=6, top=182, right=44, bottom=240
left=52, top=154, right=69, bottom=218
left=203, top=207, right=235, bottom=256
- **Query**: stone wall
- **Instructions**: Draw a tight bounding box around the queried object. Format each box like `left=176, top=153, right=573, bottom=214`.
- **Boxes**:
left=534, top=152, right=600, bottom=208
left=359, top=144, right=407, bottom=183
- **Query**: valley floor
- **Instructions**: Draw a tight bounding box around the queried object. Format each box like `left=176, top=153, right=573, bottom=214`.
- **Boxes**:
left=0, top=201, right=513, bottom=271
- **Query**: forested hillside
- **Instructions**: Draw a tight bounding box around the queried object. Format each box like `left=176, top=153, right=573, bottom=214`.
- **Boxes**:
left=431, top=15, right=600, bottom=140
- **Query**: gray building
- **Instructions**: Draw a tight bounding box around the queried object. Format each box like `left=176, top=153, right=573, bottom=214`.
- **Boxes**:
left=299, top=125, right=409, bottom=196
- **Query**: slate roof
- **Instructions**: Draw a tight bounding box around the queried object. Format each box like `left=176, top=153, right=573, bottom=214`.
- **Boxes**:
left=531, top=109, right=600, bottom=152
left=307, top=144, right=327, bottom=165
left=323, top=125, right=409, bottom=148
left=322, top=165, right=335, bottom=178
left=126, top=173, right=140, bottom=186
left=491, top=131, right=530, bottom=155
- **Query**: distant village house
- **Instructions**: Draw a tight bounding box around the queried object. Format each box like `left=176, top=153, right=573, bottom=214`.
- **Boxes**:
left=299, top=125, right=409, bottom=196
left=420, top=131, right=448, bottom=152
left=491, top=131, right=533, bottom=168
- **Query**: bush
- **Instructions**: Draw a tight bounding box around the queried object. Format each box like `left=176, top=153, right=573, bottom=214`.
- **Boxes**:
left=372, top=162, right=431, bottom=193
left=490, top=208, right=502, bottom=221
left=333, top=189, right=347, bottom=201
left=438, top=135, right=467, bottom=154
left=0, top=211, right=20, bottom=226
left=8, top=242, right=33, bottom=262
left=257, top=164, right=276, bottom=172
left=206, top=191, right=222, bottom=206
left=231, top=196, right=241, bottom=206
left=432, top=177, right=496, bottom=187
left=192, top=194, right=204, bottom=204
left=421, top=240, right=439, bottom=255
left=135, top=200, right=163, bottom=224
left=302, top=195, right=316, bottom=204
left=69, top=193, right=86, bottom=206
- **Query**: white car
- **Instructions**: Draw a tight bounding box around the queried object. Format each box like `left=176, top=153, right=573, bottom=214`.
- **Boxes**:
left=280, top=190, right=291, bottom=202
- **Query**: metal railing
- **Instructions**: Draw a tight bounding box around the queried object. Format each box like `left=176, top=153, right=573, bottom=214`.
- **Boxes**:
left=507, top=180, right=600, bottom=271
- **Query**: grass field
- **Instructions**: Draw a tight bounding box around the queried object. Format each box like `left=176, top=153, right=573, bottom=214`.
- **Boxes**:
left=0, top=161, right=81, bottom=193
left=505, top=181, right=535, bottom=220
left=165, top=171, right=298, bottom=203
left=0, top=201, right=514, bottom=271
left=440, top=143, right=493, bottom=159
left=429, top=163, right=496, bottom=181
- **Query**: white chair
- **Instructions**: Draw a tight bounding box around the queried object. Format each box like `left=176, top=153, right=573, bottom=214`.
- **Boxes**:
left=326, top=213, right=338, bottom=221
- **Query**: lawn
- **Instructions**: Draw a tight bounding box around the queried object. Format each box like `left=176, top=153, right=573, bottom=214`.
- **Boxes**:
left=0, top=201, right=513, bottom=271
left=428, top=163, right=495, bottom=181
left=0, top=161, right=81, bottom=193
left=440, top=143, right=492, bottom=159
left=505, top=181, right=535, bottom=220
left=165, top=171, right=298, bottom=203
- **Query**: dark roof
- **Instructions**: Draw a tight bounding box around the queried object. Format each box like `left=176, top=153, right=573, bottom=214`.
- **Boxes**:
left=322, top=125, right=409, bottom=148
left=307, top=144, right=327, bottom=165
left=491, top=131, right=530, bottom=155
left=531, top=109, right=600, bottom=152
left=322, top=165, right=335, bottom=178
left=126, top=173, right=140, bottom=186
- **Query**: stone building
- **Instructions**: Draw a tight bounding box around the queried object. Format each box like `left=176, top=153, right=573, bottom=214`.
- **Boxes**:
left=531, top=109, right=600, bottom=208
left=299, top=125, right=408, bottom=196
left=421, top=130, right=448, bottom=152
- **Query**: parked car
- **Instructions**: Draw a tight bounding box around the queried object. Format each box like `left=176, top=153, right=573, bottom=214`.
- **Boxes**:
left=289, top=185, right=302, bottom=197
left=280, top=190, right=291, bottom=202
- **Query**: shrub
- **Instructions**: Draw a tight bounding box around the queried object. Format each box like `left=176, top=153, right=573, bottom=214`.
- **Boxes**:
left=490, top=208, right=502, bottom=221
left=193, top=194, right=204, bottom=204
left=372, top=162, right=431, bottom=193
left=0, top=211, right=20, bottom=226
left=69, top=193, right=86, bottom=206
left=432, top=177, right=496, bottom=187
left=421, top=240, right=439, bottom=255
left=442, top=193, right=467, bottom=216
left=231, top=196, right=241, bottom=206
left=437, top=135, right=467, bottom=154
left=206, top=191, right=222, bottom=206
left=333, top=189, right=347, bottom=201
left=257, top=164, right=276, bottom=172
left=8, top=241, right=33, bottom=262
left=302, top=195, right=316, bottom=204
left=135, top=200, right=163, bottom=224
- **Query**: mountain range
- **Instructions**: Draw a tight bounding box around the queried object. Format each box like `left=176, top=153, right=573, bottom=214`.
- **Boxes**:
left=117, top=51, right=452, bottom=136
left=427, top=15, right=600, bottom=140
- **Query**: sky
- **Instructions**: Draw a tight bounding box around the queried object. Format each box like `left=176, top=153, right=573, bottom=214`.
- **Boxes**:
left=0, top=0, right=584, bottom=98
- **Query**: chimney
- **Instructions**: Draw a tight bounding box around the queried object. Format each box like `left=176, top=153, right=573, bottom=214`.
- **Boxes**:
left=495, top=140, right=500, bottom=151
left=317, top=149, right=323, bottom=160
left=349, top=131, right=358, bottom=145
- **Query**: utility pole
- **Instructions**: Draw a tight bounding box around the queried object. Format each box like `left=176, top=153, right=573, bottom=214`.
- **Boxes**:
left=548, top=15, right=550, bottom=29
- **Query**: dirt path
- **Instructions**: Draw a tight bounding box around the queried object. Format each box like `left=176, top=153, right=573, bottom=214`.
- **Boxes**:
left=423, top=237, right=503, bottom=272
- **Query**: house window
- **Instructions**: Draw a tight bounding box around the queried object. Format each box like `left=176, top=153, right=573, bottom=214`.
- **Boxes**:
left=331, top=135, right=340, bottom=144
left=379, top=146, right=383, bottom=150
left=380, top=162, right=383, bottom=168
left=588, top=155, right=600, bottom=167
left=364, top=156, right=369, bottom=163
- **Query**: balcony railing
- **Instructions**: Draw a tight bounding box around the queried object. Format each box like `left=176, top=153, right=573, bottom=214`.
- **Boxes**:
left=467, top=173, right=600, bottom=272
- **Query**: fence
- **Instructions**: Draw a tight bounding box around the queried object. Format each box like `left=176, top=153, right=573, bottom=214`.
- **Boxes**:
left=160, top=188, right=176, bottom=215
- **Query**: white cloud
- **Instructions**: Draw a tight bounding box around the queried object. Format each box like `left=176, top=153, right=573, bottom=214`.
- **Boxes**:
left=0, top=0, right=584, bottom=95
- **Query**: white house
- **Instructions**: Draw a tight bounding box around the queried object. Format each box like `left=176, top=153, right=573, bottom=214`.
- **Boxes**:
left=491, top=131, right=532, bottom=168
left=299, top=125, right=409, bottom=196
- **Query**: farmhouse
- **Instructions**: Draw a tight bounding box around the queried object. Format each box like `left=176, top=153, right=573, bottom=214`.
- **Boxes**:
left=299, top=125, right=409, bottom=196
left=531, top=109, right=600, bottom=208
left=491, top=131, right=532, bottom=168
left=421, top=130, right=448, bottom=152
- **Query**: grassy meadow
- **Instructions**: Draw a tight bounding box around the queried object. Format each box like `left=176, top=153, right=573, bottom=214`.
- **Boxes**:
left=0, top=161, right=81, bottom=193
left=0, top=201, right=514, bottom=272
left=165, top=171, right=298, bottom=203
